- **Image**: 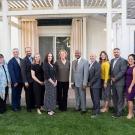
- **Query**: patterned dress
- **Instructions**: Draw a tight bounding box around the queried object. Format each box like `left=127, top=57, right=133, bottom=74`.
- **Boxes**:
left=43, top=62, right=56, bottom=111
left=126, top=66, right=135, bottom=101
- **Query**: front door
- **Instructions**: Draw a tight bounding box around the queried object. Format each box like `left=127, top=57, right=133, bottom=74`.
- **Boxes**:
left=39, top=36, right=53, bottom=62
left=39, top=36, right=70, bottom=62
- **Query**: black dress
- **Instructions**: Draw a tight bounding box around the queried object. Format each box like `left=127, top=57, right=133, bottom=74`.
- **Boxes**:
left=31, top=64, right=45, bottom=108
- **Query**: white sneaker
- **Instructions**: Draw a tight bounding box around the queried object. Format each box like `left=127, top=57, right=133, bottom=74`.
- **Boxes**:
left=48, top=111, right=53, bottom=116
left=51, top=111, right=55, bottom=115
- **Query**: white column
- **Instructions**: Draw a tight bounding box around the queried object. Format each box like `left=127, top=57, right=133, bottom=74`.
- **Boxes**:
left=1, top=0, right=11, bottom=61
left=106, top=0, right=112, bottom=59
left=112, top=22, right=117, bottom=49
left=81, top=0, right=84, bottom=9
left=121, top=0, right=128, bottom=59
left=53, top=36, right=56, bottom=61
left=18, top=18, right=22, bottom=57
left=53, top=0, right=58, bottom=9
left=83, top=17, right=87, bottom=58
left=28, top=0, right=32, bottom=10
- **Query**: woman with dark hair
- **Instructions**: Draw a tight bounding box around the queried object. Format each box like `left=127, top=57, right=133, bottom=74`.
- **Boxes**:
left=31, top=53, right=45, bottom=115
left=43, top=52, right=57, bottom=116
left=126, top=54, right=135, bottom=119
left=55, top=49, right=70, bottom=111
left=99, top=51, right=111, bottom=113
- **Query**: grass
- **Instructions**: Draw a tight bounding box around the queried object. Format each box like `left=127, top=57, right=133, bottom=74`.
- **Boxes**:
left=0, top=107, right=135, bottom=135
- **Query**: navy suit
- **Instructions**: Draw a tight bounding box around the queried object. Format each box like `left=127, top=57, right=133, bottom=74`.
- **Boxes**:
left=8, top=57, right=23, bottom=110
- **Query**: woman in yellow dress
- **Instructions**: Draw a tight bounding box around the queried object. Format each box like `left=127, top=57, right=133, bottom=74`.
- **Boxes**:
left=99, top=51, right=111, bottom=113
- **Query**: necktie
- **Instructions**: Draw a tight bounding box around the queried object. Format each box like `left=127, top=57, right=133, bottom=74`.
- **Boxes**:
left=75, top=59, right=78, bottom=70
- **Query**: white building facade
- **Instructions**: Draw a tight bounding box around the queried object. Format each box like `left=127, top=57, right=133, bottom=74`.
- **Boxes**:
left=0, top=0, right=134, bottom=61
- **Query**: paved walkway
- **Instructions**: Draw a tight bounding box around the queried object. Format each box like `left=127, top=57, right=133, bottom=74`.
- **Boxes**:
left=19, top=88, right=97, bottom=108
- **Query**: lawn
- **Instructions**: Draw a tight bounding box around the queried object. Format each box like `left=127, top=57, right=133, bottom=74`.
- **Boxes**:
left=0, top=107, right=135, bottom=135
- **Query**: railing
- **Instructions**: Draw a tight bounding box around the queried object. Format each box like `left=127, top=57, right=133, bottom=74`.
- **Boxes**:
left=7, top=0, right=110, bottom=11
left=0, top=0, right=124, bottom=17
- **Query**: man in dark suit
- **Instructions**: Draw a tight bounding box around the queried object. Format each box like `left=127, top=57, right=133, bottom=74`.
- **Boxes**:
left=21, top=47, right=35, bottom=112
left=88, top=53, right=101, bottom=118
left=111, top=48, right=127, bottom=117
left=8, top=48, right=23, bottom=111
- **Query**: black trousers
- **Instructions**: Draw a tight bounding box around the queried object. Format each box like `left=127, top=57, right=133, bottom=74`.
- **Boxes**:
left=4, top=86, right=9, bottom=103
left=24, top=83, right=35, bottom=110
left=57, top=81, right=69, bottom=111
left=33, top=82, right=45, bottom=109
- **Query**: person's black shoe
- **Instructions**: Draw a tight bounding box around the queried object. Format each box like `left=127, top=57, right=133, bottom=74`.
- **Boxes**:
left=61, top=109, right=67, bottom=112
left=74, top=109, right=81, bottom=112
left=112, top=112, right=123, bottom=118
left=12, top=108, right=19, bottom=112
left=81, top=111, right=87, bottom=115
left=17, top=107, right=21, bottom=111
left=27, top=109, right=32, bottom=112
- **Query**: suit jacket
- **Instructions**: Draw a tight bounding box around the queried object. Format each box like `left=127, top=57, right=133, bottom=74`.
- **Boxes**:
left=88, top=61, right=101, bottom=89
left=71, top=58, right=89, bottom=87
left=8, top=57, right=23, bottom=84
left=110, top=57, right=127, bottom=86
left=21, top=56, right=33, bottom=83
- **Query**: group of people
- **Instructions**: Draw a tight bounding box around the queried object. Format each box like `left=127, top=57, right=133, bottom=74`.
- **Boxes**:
left=0, top=47, right=135, bottom=119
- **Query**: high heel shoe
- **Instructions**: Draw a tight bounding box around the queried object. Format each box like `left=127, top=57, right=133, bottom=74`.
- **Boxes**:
left=40, top=106, right=45, bottom=112
left=37, top=109, right=42, bottom=115
left=100, top=108, right=108, bottom=113
left=127, top=114, right=134, bottom=119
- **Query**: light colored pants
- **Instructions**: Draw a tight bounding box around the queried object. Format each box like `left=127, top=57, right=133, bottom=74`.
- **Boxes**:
left=74, top=87, right=86, bottom=111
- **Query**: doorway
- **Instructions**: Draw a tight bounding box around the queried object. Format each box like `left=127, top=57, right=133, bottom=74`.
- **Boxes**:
left=39, top=36, right=70, bottom=62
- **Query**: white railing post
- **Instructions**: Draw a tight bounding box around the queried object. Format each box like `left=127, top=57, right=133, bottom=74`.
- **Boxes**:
left=81, top=0, right=84, bottom=9
left=28, top=0, right=32, bottom=10
left=83, top=17, right=87, bottom=58
left=1, top=0, right=11, bottom=61
left=53, top=0, right=58, bottom=9
left=106, top=0, right=112, bottom=59
left=121, top=0, right=128, bottom=58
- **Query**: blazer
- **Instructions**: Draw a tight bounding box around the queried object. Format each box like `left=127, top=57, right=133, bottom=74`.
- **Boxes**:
left=8, top=57, right=23, bottom=84
left=88, top=61, right=101, bottom=89
left=110, top=57, right=127, bottom=86
left=71, top=58, right=89, bottom=87
left=21, top=56, right=33, bottom=83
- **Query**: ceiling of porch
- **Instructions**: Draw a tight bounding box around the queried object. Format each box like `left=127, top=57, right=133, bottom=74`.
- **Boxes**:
left=0, top=0, right=135, bottom=19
